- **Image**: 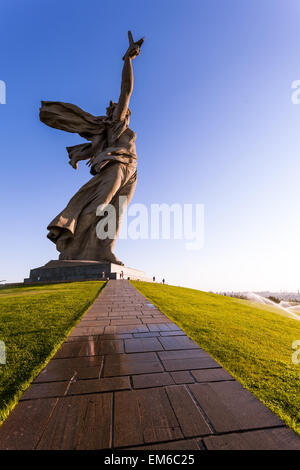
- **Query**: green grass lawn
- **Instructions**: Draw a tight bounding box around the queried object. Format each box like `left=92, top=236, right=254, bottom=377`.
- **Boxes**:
left=0, top=281, right=105, bottom=424
left=131, top=281, right=300, bottom=435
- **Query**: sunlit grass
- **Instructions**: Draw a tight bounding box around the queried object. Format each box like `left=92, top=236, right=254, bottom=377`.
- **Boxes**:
left=131, top=281, right=300, bottom=435
left=0, top=281, right=105, bottom=424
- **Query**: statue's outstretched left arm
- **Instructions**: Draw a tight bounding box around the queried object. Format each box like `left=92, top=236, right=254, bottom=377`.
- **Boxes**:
left=114, top=31, right=144, bottom=121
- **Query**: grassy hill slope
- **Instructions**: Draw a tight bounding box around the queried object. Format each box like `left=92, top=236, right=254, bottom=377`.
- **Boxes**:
left=131, top=281, right=300, bottom=435
left=0, top=281, right=105, bottom=424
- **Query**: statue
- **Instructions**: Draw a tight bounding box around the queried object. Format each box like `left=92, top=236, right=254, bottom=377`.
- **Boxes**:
left=40, top=32, right=144, bottom=266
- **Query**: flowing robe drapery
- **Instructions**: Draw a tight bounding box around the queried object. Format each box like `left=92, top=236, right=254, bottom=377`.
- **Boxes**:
left=40, top=101, right=137, bottom=262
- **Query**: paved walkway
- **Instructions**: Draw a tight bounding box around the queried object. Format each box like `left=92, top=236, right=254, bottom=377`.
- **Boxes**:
left=0, top=280, right=299, bottom=450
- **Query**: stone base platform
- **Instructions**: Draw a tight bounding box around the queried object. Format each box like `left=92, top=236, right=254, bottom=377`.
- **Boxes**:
left=24, top=260, right=149, bottom=283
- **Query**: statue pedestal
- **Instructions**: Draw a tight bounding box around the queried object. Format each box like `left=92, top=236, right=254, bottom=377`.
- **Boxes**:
left=24, top=260, right=149, bottom=283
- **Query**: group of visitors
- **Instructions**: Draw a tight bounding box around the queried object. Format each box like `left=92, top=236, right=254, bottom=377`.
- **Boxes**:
left=152, top=276, right=165, bottom=284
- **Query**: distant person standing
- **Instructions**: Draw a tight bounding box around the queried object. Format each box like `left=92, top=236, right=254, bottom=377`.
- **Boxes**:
left=153, top=276, right=156, bottom=282
left=121, top=270, right=124, bottom=279
left=162, top=278, right=165, bottom=285
left=101, top=271, right=105, bottom=279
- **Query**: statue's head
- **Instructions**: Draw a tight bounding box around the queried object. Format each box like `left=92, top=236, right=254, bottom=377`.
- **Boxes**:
left=106, top=100, right=131, bottom=121
left=106, top=100, right=116, bottom=117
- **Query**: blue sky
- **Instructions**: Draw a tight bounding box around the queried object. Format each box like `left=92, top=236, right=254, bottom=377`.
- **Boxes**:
left=1, top=0, right=300, bottom=291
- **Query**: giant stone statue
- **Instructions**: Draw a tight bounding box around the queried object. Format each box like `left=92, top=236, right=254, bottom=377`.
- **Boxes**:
left=39, top=32, right=144, bottom=267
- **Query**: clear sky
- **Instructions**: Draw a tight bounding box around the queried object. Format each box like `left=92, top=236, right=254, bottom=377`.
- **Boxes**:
left=1, top=0, right=300, bottom=291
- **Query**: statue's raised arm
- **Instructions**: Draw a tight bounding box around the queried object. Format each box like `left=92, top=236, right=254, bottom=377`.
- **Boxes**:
left=113, top=31, right=144, bottom=122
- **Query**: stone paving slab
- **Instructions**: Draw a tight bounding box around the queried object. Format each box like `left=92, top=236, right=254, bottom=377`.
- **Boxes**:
left=129, top=439, right=201, bottom=450
left=204, top=428, right=300, bottom=450
left=0, top=279, right=299, bottom=450
left=36, top=393, right=113, bottom=450
left=189, top=381, right=282, bottom=433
